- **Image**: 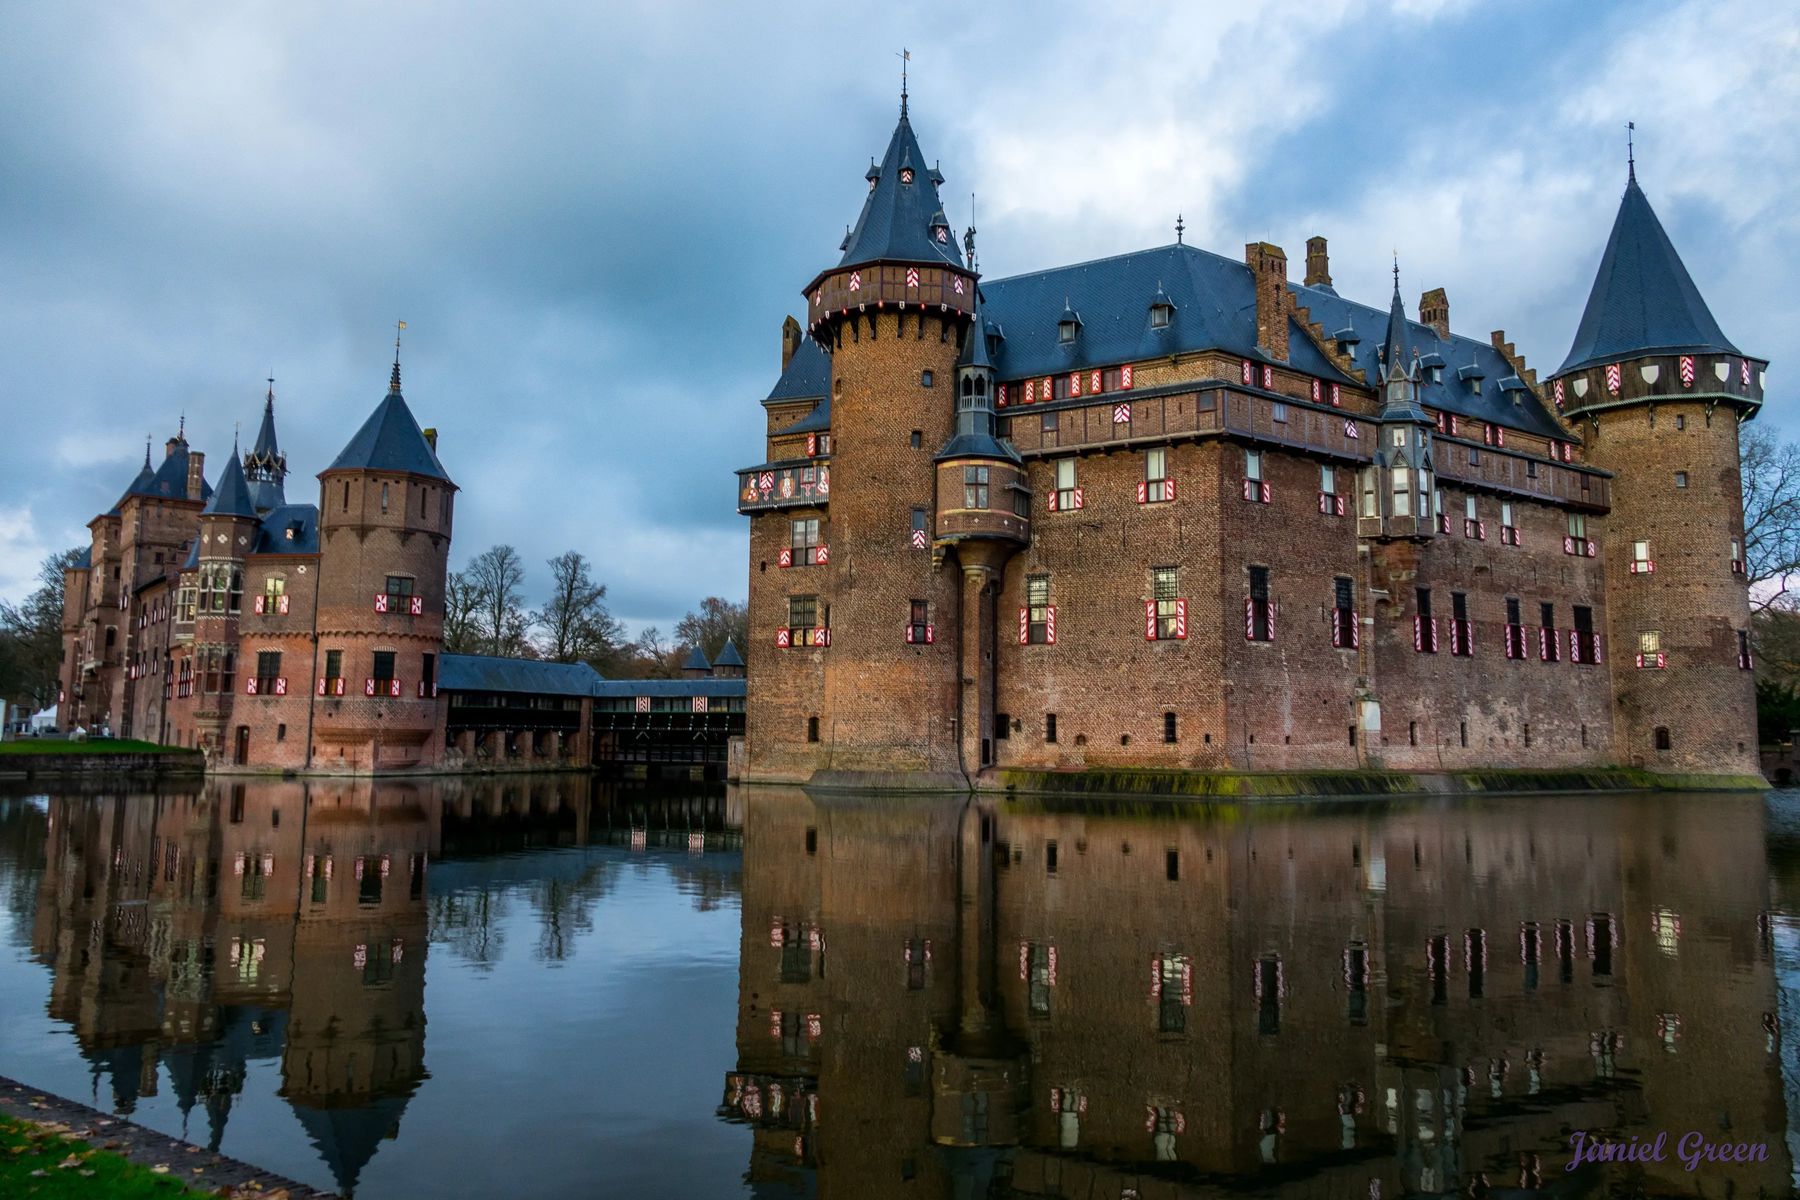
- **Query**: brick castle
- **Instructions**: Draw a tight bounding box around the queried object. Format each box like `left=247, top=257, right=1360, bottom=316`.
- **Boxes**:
left=738, top=101, right=1766, bottom=785
left=59, top=357, right=459, bottom=772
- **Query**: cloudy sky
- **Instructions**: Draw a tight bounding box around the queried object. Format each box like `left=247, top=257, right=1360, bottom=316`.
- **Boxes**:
left=2, top=0, right=1794, bottom=634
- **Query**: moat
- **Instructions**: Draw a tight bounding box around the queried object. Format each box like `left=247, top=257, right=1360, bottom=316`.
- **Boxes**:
left=0, top=779, right=1797, bottom=1198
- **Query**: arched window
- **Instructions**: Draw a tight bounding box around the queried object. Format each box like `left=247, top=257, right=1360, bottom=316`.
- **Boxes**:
left=1653, top=726, right=1672, bottom=751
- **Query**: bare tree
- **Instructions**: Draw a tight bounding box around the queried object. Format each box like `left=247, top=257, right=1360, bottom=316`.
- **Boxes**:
left=443, top=568, right=483, bottom=654
left=466, top=544, right=531, bottom=657
left=534, top=550, right=625, bottom=664
left=673, top=596, right=748, bottom=662
left=1741, top=425, right=1800, bottom=613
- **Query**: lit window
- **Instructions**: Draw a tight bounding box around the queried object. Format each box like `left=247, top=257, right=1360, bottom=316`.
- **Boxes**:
left=788, top=595, right=823, bottom=647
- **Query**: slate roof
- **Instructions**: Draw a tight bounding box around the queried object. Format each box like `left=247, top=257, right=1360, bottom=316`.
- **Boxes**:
left=243, top=389, right=287, bottom=513
left=113, top=445, right=156, bottom=511
left=439, top=654, right=602, bottom=696
left=325, top=375, right=453, bottom=482
left=682, top=645, right=711, bottom=671
left=202, top=448, right=259, bottom=518
left=713, top=640, right=744, bottom=668
left=766, top=339, right=831, bottom=403
left=70, top=547, right=90, bottom=570
left=146, top=438, right=211, bottom=501
left=248, top=504, right=319, bottom=555
left=972, top=242, right=1565, bottom=438
left=1556, top=172, right=1745, bottom=375
left=834, top=111, right=965, bottom=274
left=592, top=678, right=746, bottom=698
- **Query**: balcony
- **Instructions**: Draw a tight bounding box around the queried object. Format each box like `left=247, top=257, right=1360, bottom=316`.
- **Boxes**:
left=738, top=458, right=831, bottom=514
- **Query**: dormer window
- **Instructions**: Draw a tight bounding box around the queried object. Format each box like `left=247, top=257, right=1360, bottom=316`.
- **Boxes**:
left=899, top=167, right=914, bottom=185
left=1058, top=306, right=1082, bottom=345
left=1150, top=303, right=1172, bottom=329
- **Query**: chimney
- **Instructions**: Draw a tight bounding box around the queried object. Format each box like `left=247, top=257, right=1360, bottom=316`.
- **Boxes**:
left=164, top=437, right=182, bottom=460
left=423, top=427, right=439, bottom=453
left=186, top=451, right=205, bottom=501
left=1304, top=236, right=1331, bottom=288
left=1245, top=242, right=1290, bottom=361
left=781, top=315, right=804, bottom=372
left=1419, top=288, right=1450, bottom=339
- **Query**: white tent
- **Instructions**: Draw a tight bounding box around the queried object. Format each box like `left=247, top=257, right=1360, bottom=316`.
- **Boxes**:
left=27, top=704, right=57, bottom=733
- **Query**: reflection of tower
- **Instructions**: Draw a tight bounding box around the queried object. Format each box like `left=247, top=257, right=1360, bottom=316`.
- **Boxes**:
left=280, top=779, right=436, bottom=1196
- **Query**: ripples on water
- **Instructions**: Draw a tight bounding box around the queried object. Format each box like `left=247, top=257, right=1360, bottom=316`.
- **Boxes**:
left=0, top=780, right=1795, bottom=1198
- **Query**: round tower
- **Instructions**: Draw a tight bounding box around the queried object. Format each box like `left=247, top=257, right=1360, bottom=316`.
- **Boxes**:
left=1548, top=164, right=1767, bottom=776
left=313, top=355, right=456, bottom=773
left=796, top=98, right=980, bottom=777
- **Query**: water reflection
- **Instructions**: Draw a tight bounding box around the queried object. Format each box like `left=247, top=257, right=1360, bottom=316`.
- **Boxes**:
left=13, top=776, right=735, bottom=1196
left=721, top=791, right=1794, bottom=1197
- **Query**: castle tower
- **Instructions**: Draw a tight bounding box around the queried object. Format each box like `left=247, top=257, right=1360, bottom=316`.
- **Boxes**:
left=756, top=98, right=978, bottom=779
left=193, top=445, right=259, bottom=761
left=312, top=355, right=456, bottom=772
left=242, top=384, right=289, bottom=515
left=933, top=283, right=1029, bottom=771
left=1547, top=163, right=1767, bottom=776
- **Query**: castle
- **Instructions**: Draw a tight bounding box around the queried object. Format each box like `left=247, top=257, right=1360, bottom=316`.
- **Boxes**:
left=737, top=100, right=1766, bottom=785
left=59, top=360, right=460, bottom=771
left=57, top=357, right=750, bottom=775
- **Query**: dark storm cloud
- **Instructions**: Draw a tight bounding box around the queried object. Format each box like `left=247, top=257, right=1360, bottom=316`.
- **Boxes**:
left=2, top=1, right=1793, bottom=631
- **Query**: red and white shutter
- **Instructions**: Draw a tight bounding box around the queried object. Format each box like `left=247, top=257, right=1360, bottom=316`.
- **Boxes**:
left=778, top=548, right=793, bottom=568
left=1120, top=365, right=1134, bottom=390
left=1138, top=480, right=1148, bottom=504
left=365, top=678, right=376, bottom=696
left=246, top=677, right=258, bottom=695
left=1174, top=598, right=1187, bottom=639
left=775, top=627, right=791, bottom=647
left=410, top=595, right=424, bottom=615
left=816, top=544, right=829, bottom=565
left=274, top=677, right=287, bottom=696
left=253, top=595, right=265, bottom=615
left=1018, top=608, right=1029, bottom=644
left=1045, top=607, right=1057, bottom=645
left=373, top=593, right=388, bottom=613
left=1145, top=600, right=1158, bottom=641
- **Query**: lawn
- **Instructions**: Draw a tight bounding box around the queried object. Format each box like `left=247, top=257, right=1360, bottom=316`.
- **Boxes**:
left=0, top=1114, right=208, bottom=1198
left=0, top=739, right=184, bottom=756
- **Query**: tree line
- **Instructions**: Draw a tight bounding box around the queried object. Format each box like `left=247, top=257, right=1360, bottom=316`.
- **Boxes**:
left=0, top=543, right=744, bottom=715
left=443, top=544, right=746, bottom=679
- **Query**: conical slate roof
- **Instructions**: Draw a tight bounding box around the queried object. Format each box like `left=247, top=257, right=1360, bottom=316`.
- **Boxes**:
left=1378, top=278, right=1429, bottom=424
left=291, top=1095, right=412, bottom=1196
left=325, top=367, right=452, bottom=482
left=1557, top=172, right=1743, bottom=374
left=837, top=109, right=965, bottom=273
left=113, top=443, right=157, bottom=511
left=682, top=645, right=711, bottom=671
left=713, top=640, right=744, bottom=668
left=203, top=447, right=258, bottom=518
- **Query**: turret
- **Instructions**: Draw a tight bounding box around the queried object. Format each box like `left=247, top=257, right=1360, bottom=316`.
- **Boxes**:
left=1546, top=159, right=1765, bottom=777
left=312, top=351, right=457, bottom=771
left=1357, top=272, right=1436, bottom=542
left=243, top=383, right=288, bottom=514
left=190, top=445, right=259, bottom=755
left=747, top=96, right=978, bottom=779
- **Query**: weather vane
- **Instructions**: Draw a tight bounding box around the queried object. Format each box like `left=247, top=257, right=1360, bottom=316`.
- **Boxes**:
left=1627, top=120, right=1636, bottom=181
left=1175, top=213, right=1185, bottom=245
left=897, top=48, right=910, bottom=114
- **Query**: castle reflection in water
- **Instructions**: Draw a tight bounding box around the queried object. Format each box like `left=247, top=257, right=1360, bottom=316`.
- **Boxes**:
left=10, top=779, right=1797, bottom=1198
left=721, top=790, right=1794, bottom=1198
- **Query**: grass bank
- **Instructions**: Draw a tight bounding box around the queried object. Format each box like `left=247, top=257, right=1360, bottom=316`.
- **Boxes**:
left=0, top=739, right=169, bottom=756
left=0, top=1114, right=207, bottom=1198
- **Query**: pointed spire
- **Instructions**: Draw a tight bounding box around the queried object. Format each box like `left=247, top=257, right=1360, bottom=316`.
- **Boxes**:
left=1556, top=167, right=1743, bottom=374
left=203, top=444, right=258, bottom=519
left=1382, top=260, right=1412, bottom=378
left=835, top=100, right=964, bottom=273
left=245, top=379, right=288, bottom=513
left=1627, top=120, right=1636, bottom=185
left=143, top=437, right=152, bottom=469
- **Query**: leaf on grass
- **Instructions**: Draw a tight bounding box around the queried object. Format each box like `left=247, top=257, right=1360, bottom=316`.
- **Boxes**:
left=152, top=1162, right=172, bottom=1173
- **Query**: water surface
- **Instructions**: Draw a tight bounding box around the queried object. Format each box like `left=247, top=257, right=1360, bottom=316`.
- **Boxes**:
left=0, top=780, right=1795, bottom=1198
